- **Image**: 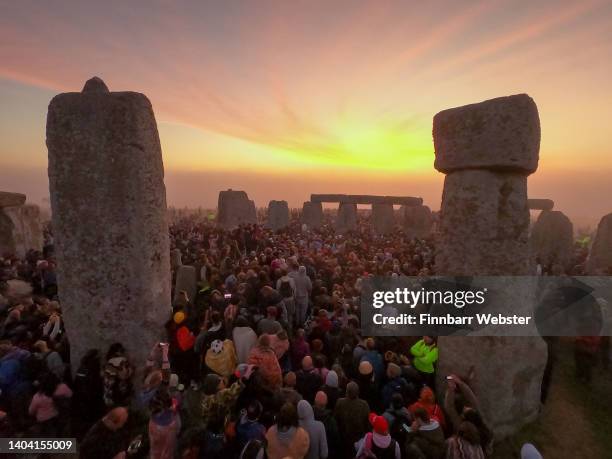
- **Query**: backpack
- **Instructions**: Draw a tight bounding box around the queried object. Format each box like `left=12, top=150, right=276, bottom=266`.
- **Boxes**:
left=279, top=279, right=293, bottom=298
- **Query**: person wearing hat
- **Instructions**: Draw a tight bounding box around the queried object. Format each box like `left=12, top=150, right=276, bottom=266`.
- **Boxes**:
left=320, top=370, right=340, bottom=410
left=333, top=381, right=370, bottom=458
left=355, top=413, right=401, bottom=459
left=408, top=386, right=446, bottom=432
left=381, top=362, right=409, bottom=410
left=356, top=360, right=380, bottom=413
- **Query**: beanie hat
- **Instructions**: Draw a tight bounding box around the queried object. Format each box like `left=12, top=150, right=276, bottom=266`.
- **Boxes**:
left=369, top=413, right=389, bottom=435
left=173, top=311, right=185, bottom=324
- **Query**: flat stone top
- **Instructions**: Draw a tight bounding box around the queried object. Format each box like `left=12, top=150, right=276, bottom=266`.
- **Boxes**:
left=433, top=93, right=540, bottom=174
left=528, top=198, right=554, bottom=211
left=0, top=191, right=26, bottom=208
left=311, top=194, right=422, bottom=206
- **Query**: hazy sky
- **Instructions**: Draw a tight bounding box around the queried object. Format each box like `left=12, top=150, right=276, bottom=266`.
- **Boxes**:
left=1, top=0, right=611, bottom=226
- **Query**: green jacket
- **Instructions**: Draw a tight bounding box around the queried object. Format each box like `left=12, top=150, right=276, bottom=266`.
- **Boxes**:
left=410, top=340, right=438, bottom=374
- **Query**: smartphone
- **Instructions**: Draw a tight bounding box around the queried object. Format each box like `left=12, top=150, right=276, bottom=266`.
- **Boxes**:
left=401, top=423, right=412, bottom=433
left=446, top=376, right=453, bottom=380
left=224, top=293, right=232, bottom=299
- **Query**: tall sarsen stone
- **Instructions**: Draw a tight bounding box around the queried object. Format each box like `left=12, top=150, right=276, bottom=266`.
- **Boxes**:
left=46, top=77, right=171, bottom=369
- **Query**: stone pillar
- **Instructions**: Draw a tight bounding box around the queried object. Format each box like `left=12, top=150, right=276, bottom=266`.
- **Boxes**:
left=267, top=200, right=290, bottom=231
left=301, top=201, right=323, bottom=229
left=371, top=203, right=395, bottom=235
left=217, top=189, right=257, bottom=229
left=433, top=94, right=547, bottom=438
left=587, top=213, right=612, bottom=274
left=0, top=192, right=43, bottom=257
left=529, top=210, right=574, bottom=272
left=170, top=249, right=183, bottom=271
left=46, top=77, right=171, bottom=369
left=336, top=202, right=357, bottom=233
left=402, top=204, right=433, bottom=239
left=174, top=265, right=197, bottom=305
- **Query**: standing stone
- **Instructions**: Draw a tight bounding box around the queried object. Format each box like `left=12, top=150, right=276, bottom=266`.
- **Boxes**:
left=433, top=94, right=547, bottom=438
left=0, top=204, right=44, bottom=257
left=402, top=204, right=433, bottom=239
left=0, top=192, right=26, bottom=208
left=217, top=190, right=257, bottom=229
left=529, top=210, right=574, bottom=271
left=301, top=201, right=323, bottom=229
left=170, top=249, right=183, bottom=271
left=46, top=77, right=171, bottom=369
left=371, top=203, right=395, bottom=235
left=587, top=213, right=612, bottom=274
left=267, top=200, right=290, bottom=231
left=336, top=202, right=357, bottom=233
left=173, top=265, right=197, bottom=305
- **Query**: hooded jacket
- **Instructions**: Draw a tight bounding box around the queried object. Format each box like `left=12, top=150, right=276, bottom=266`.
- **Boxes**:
left=265, top=424, right=310, bottom=459
left=298, top=400, right=328, bottom=459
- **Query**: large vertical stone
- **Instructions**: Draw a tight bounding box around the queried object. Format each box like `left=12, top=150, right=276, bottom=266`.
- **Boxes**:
left=174, top=265, right=197, bottom=304
left=217, top=190, right=257, bottom=229
left=0, top=204, right=44, bottom=257
left=267, top=200, right=290, bottom=231
left=529, top=210, right=574, bottom=271
left=402, top=204, right=433, bottom=239
left=46, top=77, right=171, bottom=369
left=301, top=201, right=323, bottom=229
left=336, top=202, right=357, bottom=233
left=433, top=94, right=547, bottom=438
left=587, top=213, right=612, bottom=274
left=371, top=203, right=395, bottom=235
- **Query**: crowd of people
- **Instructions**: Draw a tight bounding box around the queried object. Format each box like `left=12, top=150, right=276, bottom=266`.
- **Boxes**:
left=2, top=212, right=605, bottom=459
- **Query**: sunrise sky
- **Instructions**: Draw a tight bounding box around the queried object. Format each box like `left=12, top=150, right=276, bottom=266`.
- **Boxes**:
left=1, top=0, right=611, bottom=226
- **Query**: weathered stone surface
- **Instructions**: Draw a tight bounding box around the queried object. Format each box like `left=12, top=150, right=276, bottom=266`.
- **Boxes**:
left=46, top=77, right=171, bottom=369
left=0, top=192, right=26, bottom=208
left=335, top=202, right=357, bottom=233
left=402, top=204, right=433, bottom=239
left=174, top=265, right=197, bottom=304
left=311, top=194, right=422, bottom=206
left=436, top=170, right=531, bottom=275
left=170, top=249, right=183, bottom=271
left=267, top=200, right=290, bottom=231
left=217, top=190, right=257, bottom=229
left=527, top=198, right=554, bottom=211
left=434, top=94, right=540, bottom=174
left=434, top=95, right=546, bottom=438
left=371, top=203, right=394, bottom=234
left=586, top=213, right=612, bottom=274
left=437, top=335, right=547, bottom=438
left=0, top=204, right=44, bottom=257
left=529, top=210, right=574, bottom=270
left=301, top=201, right=323, bottom=229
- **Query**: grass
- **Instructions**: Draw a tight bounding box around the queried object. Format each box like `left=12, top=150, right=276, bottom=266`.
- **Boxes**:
left=494, top=339, right=612, bottom=458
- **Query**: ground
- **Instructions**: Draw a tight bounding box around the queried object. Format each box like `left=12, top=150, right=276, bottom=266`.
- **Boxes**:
left=495, top=339, right=612, bottom=459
